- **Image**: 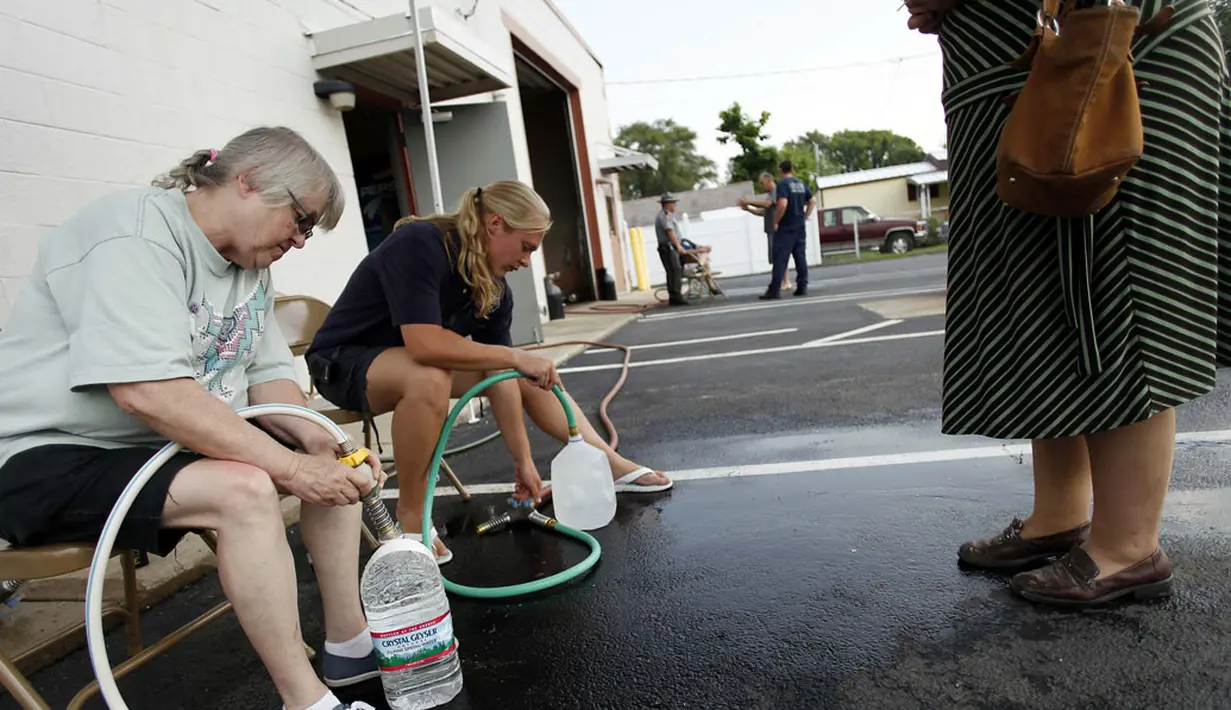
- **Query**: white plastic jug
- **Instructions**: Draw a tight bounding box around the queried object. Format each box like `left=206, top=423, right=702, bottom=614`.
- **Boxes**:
left=550, top=433, right=616, bottom=530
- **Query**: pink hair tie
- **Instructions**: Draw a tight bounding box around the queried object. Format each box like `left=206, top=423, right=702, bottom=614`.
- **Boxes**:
left=207, top=148, right=219, bottom=165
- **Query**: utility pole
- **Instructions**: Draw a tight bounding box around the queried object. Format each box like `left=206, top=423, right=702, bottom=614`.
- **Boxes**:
left=812, top=141, right=821, bottom=187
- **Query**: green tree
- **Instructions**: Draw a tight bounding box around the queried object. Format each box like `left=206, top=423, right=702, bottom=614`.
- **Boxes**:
left=814, top=129, right=926, bottom=174
left=716, top=102, right=779, bottom=184
left=762, top=129, right=926, bottom=190
left=779, top=130, right=841, bottom=189
left=613, top=119, right=717, bottom=200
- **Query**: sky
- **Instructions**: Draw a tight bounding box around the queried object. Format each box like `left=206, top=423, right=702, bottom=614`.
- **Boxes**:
left=552, top=0, right=948, bottom=179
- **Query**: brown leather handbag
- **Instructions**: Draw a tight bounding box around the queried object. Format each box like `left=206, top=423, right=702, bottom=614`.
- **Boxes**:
left=996, top=0, right=1169, bottom=218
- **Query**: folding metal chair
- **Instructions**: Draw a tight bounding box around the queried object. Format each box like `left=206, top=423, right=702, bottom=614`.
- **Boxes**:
left=0, top=532, right=262, bottom=710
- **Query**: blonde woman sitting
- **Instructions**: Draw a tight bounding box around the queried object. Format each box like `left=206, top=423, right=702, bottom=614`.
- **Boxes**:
left=306, top=180, right=673, bottom=563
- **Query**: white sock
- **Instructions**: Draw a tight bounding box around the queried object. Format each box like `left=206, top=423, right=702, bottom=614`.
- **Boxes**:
left=324, top=627, right=373, bottom=659
left=283, top=691, right=343, bottom=710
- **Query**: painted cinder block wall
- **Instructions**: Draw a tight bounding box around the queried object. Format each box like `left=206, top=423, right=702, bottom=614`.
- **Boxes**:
left=0, top=0, right=622, bottom=328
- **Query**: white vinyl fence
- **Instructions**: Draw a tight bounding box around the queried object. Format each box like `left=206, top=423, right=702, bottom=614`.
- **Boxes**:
left=633, top=207, right=823, bottom=288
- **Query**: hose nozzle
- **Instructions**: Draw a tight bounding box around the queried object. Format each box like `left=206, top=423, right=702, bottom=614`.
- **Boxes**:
left=477, top=497, right=543, bottom=535
left=340, top=446, right=401, bottom=543
left=476, top=512, right=512, bottom=536
left=362, top=485, right=401, bottom=542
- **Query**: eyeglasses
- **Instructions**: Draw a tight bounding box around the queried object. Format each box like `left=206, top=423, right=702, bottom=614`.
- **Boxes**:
left=287, top=189, right=316, bottom=239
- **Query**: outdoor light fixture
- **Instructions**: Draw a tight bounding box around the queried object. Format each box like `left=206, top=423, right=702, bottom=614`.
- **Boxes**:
left=411, top=110, right=454, bottom=123
left=313, top=79, right=357, bottom=111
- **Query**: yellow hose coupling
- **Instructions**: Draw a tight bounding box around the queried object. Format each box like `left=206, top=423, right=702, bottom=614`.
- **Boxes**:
left=337, top=447, right=370, bottom=468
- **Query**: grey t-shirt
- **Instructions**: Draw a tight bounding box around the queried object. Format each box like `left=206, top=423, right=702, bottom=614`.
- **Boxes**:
left=654, top=209, right=678, bottom=247
left=0, top=187, right=297, bottom=470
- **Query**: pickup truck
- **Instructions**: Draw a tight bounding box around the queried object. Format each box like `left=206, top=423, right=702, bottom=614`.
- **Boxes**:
left=817, top=205, right=928, bottom=255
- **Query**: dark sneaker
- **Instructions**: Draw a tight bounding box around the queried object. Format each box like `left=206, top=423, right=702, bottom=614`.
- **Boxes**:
left=793, top=288, right=808, bottom=297
left=758, top=292, right=781, bottom=300
left=322, top=648, right=380, bottom=688
left=958, top=517, right=1090, bottom=570
left=1010, top=547, right=1173, bottom=608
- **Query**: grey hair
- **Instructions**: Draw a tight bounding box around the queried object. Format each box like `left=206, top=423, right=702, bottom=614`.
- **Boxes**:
left=151, top=126, right=345, bottom=230
left=758, top=172, right=775, bottom=182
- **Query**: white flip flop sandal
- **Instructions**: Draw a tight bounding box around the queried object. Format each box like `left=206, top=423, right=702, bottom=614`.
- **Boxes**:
left=613, top=467, right=674, bottom=494
left=405, top=526, right=453, bottom=565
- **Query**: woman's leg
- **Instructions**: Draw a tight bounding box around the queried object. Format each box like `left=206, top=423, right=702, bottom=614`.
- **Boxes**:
left=1022, top=436, right=1093, bottom=537
left=1008, top=410, right=1176, bottom=605
left=1082, top=408, right=1176, bottom=576
left=162, top=460, right=331, bottom=710
left=365, top=348, right=453, bottom=558
left=959, top=436, right=1092, bottom=568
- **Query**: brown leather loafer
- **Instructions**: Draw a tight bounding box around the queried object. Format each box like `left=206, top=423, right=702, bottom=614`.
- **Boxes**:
left=1010, top=547, right=1174, bottom=608
left=958, top=517, right=1090, bottom=570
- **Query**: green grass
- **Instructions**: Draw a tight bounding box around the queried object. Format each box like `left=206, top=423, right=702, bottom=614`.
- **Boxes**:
left=819, top=243, right=948, bottom=266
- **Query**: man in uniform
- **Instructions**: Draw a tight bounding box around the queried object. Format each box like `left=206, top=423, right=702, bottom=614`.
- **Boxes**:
left=762, top=160, right=815, bottom=300
left=654, top=193, right=688, bottom=306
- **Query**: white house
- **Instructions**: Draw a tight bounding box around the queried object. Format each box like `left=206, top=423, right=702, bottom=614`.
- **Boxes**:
left=0, top=0, right=652, bottom=345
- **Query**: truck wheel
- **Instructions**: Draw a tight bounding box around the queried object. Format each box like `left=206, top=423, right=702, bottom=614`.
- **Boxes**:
left=886, top=233, right=912, bottom=255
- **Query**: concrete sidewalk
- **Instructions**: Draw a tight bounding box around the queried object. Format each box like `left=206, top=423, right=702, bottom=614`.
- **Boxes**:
left=0, top=288, right=662, bottom=678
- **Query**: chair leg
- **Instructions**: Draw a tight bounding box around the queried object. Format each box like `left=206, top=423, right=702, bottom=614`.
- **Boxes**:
left=361, top=523, right=381, bottom=551
left=120, top=550, right=144, bottom=656
left=66, top=601, right=235, bottom=710
left=439, top=460, right=471, bottom=501
left=0, top=649, right=51, bottom=710
left=197, top=530, right=219, bottom=554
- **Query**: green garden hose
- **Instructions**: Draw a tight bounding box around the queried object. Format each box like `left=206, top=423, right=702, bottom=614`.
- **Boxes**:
left=423, top=371, right=602, bottom=598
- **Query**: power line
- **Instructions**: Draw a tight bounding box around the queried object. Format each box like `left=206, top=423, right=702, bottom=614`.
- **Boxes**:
left=605, top=50, right=940, bottom=87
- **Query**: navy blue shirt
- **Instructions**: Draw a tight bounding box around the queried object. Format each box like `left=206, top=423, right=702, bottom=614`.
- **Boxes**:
left=775, top=176, right=813, bottom=231
left=307, top=221, right=513, bottom=355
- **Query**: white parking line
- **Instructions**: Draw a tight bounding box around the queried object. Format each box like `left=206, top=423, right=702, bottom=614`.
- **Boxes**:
left=803, top=320, right=901, bottom=346
left=639, top=285, right=945, bottom=322
left=724, top=266, right=948, bottom=298
left=583, top=328, right=798, bottom=355
left=383, top=428, right=1231, bottom=499
left=558, top=325, right=943, bottom=375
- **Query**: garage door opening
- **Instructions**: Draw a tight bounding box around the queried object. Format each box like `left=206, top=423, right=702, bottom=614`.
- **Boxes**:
left=514, top=54, right=594, bottom=303
left=341, top=103, right=416, bottom=252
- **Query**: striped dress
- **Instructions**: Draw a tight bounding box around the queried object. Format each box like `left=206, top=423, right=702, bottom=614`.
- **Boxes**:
left=939, top=0, right=1231, bottom=440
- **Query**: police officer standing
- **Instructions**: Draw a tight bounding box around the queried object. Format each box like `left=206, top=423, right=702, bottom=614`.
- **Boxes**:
left=762, top=160, right=815, bottom=300
left=655, top=193, right=688, bottom=306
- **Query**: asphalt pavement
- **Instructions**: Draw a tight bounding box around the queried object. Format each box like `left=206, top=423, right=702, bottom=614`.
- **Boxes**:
left=11, top=253, right=1231, bottom=710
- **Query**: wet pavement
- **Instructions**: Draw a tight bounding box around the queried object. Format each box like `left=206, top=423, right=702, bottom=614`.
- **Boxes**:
left=9, top=254, right=1231, bottom=709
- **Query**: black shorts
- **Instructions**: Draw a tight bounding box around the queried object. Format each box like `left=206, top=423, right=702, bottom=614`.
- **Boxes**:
left=0, top=444, right=203, bottom=556
left=306, top=345, right=392, bottom=415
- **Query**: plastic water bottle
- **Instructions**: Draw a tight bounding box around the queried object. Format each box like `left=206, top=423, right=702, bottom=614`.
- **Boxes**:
left=360, top=537, right=463, bottom=709
left=550, top=430, right=615, bottom=530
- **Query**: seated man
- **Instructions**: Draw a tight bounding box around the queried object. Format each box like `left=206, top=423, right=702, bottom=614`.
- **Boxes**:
left=0, top=127, right=381, bottom=710
left=678, top=237, right=724, bottom=296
